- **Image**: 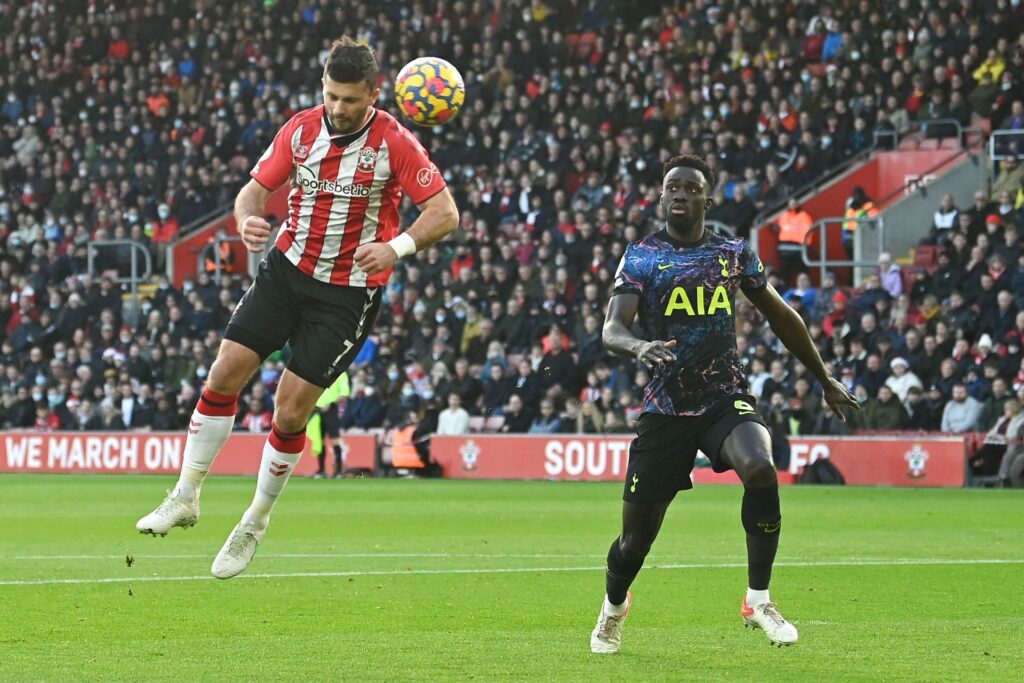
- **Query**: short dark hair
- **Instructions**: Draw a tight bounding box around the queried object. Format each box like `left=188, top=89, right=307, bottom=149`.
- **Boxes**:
left=663, top=154, right=716, bottom=192
left=323, top=36, right=377, bottom=90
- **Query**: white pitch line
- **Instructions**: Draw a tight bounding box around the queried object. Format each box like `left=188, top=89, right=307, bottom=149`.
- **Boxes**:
left=3, top=552, right=605, bottom=561
left=0, top=557, right=1021, bottom=588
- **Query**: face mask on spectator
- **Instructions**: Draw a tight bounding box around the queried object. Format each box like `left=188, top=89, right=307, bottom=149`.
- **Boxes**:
left=197, top=367, right=208, bottom=379
left=850, top=50, right=862, bottom=61
left=32, top=391, right=43, bottom=402
left=801, top=71, right=812, bottom=84
left=387, top=370, right=400, bottom=381
left=821, top=136, right=833, bottom=147
left=760, top=138, right=771, bottom=149
left=455, top=309, right=467, bottom=320
left=55, top=351, right=66, bottom=361
left=364, top=387, right=375, bottom=397
left=435, top=313, right=446, bottom=324
left=719, top=105, right=730, bottom=117
left=1010, top=345, right=1020, bottom=354
left=402, top=387, right=415, bottom=398
left=48, top=394, right=63, bottom=409
left=422, top=390, right=434, bottom=400
left=703, top=108, right=714, bottom=120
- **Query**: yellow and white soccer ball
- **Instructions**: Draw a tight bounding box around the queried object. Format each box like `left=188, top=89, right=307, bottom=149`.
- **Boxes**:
left=394, top=57, right=465, bottom=127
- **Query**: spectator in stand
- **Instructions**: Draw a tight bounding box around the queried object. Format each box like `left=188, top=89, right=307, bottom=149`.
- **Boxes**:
left=436, top=393, right=469, bottom=436
left=885, top=357, right=924, bottom=402
left=528, top=398, right=563, bottom=434
left=941, top=383, right=983, bottom=433
left=340, top=386, right=385, bottom=430
left=498, top=394, right=532, bottom=434
left=862, top=385, right=908, bottom=431
left=759, top=391, right=792, bottom=470
left=878, top=253, right=903, bottom=299
left=575, top=401, right=604, bottom=434
left=240, top=397, right=273, bottom=433
left=783, top=273, right=817, bottom=313
left=978, top=377, right=1013, bottom=431
left=931, top=194, right=960, bottom=242
left=969, top=399, right=1024, bottom=476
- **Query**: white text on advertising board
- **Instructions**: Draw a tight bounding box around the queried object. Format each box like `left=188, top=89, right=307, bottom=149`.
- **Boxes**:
left=544, top=440, right=630, bottom=477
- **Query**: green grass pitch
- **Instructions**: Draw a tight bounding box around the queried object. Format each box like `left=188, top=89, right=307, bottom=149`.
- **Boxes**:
left=1, top=475, right=1021, bottom=681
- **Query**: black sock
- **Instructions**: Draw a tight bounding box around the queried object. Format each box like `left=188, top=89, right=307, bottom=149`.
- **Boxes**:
left=606, top=537, right=645, bottom=606
left=316, top=453, right=325, bottom=475
left=741, top=484, right=781, bottom=590
left=333, top=444, right=343, bottom=475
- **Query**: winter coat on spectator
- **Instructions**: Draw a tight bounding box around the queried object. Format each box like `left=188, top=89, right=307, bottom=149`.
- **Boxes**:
left=885, top=370, right=924, bottom=402
left=808, top=408, right=850, bottom=436
left=941, top=396, right=983, bottom=432
left=540, top=347, right=576, bottom=391
left=528, top=415, right=563, bottom=434
left=500, top=407, right=533, bottom=434
left=862, top=395, right=908, bottom=430
left=481, top=377, right=514, bottom=416
left=905, top=395, right=944, bottom=431
left=340, top=392, right=385, bottom=429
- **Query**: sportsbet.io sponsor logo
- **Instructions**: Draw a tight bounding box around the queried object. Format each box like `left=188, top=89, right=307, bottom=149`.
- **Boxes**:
left=295, top=164, right=370, bottom=198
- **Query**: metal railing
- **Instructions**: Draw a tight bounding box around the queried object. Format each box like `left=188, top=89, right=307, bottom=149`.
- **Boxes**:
left=987, top=128, right=1024, bottom=177
left=801, top=216, right=885, bottom=285
left=87, top=239, right=153, bottom=323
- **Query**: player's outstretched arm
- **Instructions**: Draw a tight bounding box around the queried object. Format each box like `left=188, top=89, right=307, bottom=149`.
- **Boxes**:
left=603, top=293, right=677, bottom=370
left=235, top=179, right=274, bottom=253
left=354, top=187, right=459, bottom=275
left=746, top=284, right=859, bottom=421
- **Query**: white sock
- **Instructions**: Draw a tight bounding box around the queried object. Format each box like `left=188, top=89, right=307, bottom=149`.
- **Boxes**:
left=174, top=392, right=238, bottom=497
left=746, top=588, right=770, bottom=607
left=604, top=595, right=628, bottom=616
left=239, top=424, right=305, bottom=534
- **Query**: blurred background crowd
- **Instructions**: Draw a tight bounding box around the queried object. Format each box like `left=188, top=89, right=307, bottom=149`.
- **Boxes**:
left=2, top=0, right=1024, bottom=475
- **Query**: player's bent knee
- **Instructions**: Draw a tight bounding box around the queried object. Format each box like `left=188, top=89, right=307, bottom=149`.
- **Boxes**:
left=619, top=531, right=655, bottom=562
left=741, top=460, right=778, bottom=489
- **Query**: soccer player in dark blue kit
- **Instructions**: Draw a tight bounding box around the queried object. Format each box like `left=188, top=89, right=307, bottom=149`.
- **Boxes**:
left=590, top=155, right=858, bottom=653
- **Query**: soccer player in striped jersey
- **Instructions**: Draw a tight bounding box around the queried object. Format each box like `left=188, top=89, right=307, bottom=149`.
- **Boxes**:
left=136, top=36, right=459, bottom=579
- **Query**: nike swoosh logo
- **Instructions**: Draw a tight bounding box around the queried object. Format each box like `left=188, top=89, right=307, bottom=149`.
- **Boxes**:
left=657, top=264, right=673, bottom=270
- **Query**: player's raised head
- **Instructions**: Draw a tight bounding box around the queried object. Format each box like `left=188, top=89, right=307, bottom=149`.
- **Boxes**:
left=662, top=154, right=716, bottom=195
left=322, top=36, right=380, bottom=133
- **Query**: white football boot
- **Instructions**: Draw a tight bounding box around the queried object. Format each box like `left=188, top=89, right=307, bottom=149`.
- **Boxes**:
left=742, top=598, right=799, bottom=646
left=590, top=592, right=632, bottom=654
left=135, top=488, right=199, bottom=536
left=211, top=523, right=264, bottom=579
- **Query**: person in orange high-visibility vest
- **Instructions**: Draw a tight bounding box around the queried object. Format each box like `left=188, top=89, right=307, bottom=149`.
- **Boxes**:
left=776, top=198, right=813, bottom=284
left=390, top=411, right=428, bottom=470
left=204, top=227, right=236, bottom=274
left=842, top=186, right=878, bottom=254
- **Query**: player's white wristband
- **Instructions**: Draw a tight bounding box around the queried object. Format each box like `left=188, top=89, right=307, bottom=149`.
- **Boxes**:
left=387, top=232, right=417, bottom=259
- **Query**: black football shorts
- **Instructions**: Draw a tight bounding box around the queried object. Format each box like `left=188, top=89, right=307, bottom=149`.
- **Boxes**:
left=225, top=247, right=381, bottom=388
left=623, top=394, right=769, bottom=504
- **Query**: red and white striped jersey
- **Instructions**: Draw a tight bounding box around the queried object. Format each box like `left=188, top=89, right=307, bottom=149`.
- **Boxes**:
left=250, top=106, right=447, bottom=287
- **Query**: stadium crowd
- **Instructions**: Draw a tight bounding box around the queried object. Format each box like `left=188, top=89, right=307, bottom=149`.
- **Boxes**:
left=2, top=0, right=1024, bottom=477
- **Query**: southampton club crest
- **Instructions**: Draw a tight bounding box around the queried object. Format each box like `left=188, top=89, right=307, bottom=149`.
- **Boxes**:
left=460, top=439, right=480, bottom=472
left=904, top=444, right=929, bottom=480
left=357, top=146, right=377, bottom=171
